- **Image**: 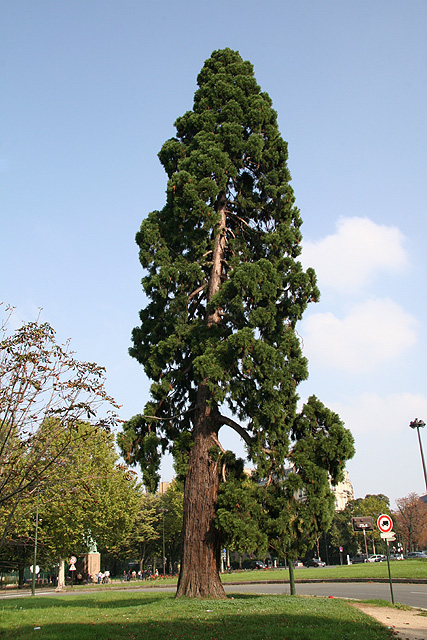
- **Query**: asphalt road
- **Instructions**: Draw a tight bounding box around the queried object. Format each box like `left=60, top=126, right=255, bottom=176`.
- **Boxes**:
left=223, top=582, right=427, bottom=609
left=1, top=581, right=426, bottom=609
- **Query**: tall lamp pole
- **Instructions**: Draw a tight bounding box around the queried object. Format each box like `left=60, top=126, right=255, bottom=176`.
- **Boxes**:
left=409, top=419, right=427, bottom=493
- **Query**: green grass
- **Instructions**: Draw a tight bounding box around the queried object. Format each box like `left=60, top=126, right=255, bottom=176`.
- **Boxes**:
left=361, top=599, right=412, bottom=610
left=0, top=590, right=394, bottom=639
left=219, top=559, right=427, bottom=583
left=62, top=559, right=426, bottom=592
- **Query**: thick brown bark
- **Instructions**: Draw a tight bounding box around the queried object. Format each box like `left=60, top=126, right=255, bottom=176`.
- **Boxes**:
left=176, top=196, right=228, bottom=599
left=176, top=385, right=226, bottom=598
left=206, top=194, right=227, bottom=327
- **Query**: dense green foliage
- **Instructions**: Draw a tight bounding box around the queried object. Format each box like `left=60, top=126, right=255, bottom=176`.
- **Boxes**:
left=113, top=481, right=184, bottom=575
left=121, top=49, right=354, bottom=587
left=121, top=48, right=322, bottom=475
left=0, top=307, right=119, bottom=548
left=0, top=424, right=140, bottom=578
left=216, top=397, right=355, bottom=561
left=329, top=494, right=392, bottom=559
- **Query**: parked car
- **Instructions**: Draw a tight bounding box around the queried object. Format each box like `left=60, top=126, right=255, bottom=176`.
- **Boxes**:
left=304, top=558, right=326, bottom=567
left=405, top=551, right=427, bottom=559
left=350, top=554, right=367, bottom=563
left=389, top=553, right=404, bottom=560
left=366, top=554, right=386, bottom=563
left=253, top=560, right=266, bottom=569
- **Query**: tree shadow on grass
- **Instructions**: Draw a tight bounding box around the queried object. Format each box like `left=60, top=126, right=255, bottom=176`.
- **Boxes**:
left=0, top=594, right=163, bottom=611
left=0, top=594, right=395, bottom=640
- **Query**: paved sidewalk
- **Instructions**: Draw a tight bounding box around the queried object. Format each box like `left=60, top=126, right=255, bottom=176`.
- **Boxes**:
left=351, top=603, right=427, bottom=640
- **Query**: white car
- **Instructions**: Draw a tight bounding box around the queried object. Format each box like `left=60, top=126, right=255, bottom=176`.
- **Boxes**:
left=366, top=554, right=386, bottom=562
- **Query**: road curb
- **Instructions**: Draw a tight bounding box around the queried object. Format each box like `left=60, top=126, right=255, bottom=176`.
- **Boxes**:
left=223, top=577, right=427, bottom=585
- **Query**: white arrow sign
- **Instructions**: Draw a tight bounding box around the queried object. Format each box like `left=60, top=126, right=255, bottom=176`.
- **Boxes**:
left=380, top=532, right=396, bottom=541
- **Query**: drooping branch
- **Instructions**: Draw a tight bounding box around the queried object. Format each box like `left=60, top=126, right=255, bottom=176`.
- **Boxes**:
left=219, top=414, right=272, bottom=456
left=138, top=408, right=195, bottom=423
left=218, top=414, right=253, bottom=448
left=188, top=284, right=206, bottom=302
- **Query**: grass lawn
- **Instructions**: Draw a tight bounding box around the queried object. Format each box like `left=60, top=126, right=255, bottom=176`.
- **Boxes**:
left=59, top=559, right=426, bottom=593
left=0, top=590, right=394, bottom=639
left=220, top=559, right=427, bottom=583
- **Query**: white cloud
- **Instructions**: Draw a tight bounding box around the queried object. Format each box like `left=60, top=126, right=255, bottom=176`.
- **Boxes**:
left=329, top=392, right=427, bottom=504
left=301, top=298, right=418, bottom=372
left=302, top=217, right=408, bottom=293
left=330, top=392, right=427, bottom=436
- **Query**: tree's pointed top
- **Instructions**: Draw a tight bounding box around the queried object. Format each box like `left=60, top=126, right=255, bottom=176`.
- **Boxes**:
left=199, top=47, right=247, bottom=71
left=197, top=47, right=254, bottom=80
left=194, top=48, right=259, bottom=110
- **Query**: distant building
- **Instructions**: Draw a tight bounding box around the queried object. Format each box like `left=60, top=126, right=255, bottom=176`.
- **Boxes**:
left=246, top=466, right=354, bottom=512
left=420, top=494, right=427, bottom=505
left=331, top=470, right=354, bottom=511
left=159, top=481, right=171, bottom=495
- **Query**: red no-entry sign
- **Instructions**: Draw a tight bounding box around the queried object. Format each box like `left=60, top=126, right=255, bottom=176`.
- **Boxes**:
left=377, top=514, right=393, bottom=533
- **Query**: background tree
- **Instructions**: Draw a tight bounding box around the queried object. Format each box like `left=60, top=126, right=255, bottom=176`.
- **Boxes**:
left=329, top=494, right=391, bottom=559
left=216, top=468, right=269, bottom=560
left=351, top=494, right=391, bottom=555
left=0, top=493, right=38, bottom=586
left=0, top=423, right=139, bottom=583
left=121, top=48, right=354, bottom=598
left=328, top=507, right=359, bottom=561
left=39, top=424, right=139, bottom=561
left=160, top=480, right=184, bottom=574
left=394, top=493, right=427, bottom=552
left=113, top=481, right=184, bottom=577
left=0, top=305, right=119, bottom=547
left=216, top=397, right=354, bottom=590
left=114, top=490, right=161, bottom=575
left=279, top=397, right=354, bottom=561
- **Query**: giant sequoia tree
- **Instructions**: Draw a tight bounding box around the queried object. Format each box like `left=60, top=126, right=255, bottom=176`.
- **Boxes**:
left=123, top=49, right=354, bottom=598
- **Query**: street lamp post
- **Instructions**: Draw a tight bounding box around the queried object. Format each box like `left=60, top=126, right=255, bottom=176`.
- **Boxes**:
left=409, top=419, right=427, bottom=493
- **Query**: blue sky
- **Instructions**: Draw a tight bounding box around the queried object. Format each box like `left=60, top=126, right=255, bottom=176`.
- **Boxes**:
left=2, top=0, right=427, bottom=508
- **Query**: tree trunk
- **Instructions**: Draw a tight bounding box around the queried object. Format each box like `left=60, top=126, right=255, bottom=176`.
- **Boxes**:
left=56, top=559, right=65, bottom=591
left=289, top=560, right=296, bottom=595
left=176, top=195, right=228, bottom=598
left=176, top=384, right=226, bottom=598
left=18, top=564, right=24, bottom=588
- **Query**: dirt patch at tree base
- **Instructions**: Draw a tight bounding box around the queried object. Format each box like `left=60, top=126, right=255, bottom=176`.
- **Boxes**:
left=351, top=602, right=427, bottom=639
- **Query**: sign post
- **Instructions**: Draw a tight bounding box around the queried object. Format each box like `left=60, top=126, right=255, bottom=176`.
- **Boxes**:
left=352, top=517, right=373, bottom=561
left=377, top=515, right=394, bottom=605
left=69, top=556, right=77, bottom=588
